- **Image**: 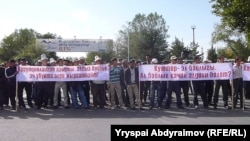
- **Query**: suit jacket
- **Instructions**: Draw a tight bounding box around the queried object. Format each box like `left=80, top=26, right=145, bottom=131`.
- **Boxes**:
left=124, top=67, right=139, bottom=85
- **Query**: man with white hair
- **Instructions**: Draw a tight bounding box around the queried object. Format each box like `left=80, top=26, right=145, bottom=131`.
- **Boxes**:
left=91, top=56, right=106, bottom=109
left=149, top=58, right=163, bottom=110
left=35, top=54, right=50, bottom=109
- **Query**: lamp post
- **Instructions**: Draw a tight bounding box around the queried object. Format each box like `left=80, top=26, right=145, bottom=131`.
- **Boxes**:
left=127, top=22, right=131, bottom=62
left=191, top=25, right=196, bottom=48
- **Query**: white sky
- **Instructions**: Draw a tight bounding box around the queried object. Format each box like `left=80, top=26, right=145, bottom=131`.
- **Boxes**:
left=0, top=0, right=220, bottom=58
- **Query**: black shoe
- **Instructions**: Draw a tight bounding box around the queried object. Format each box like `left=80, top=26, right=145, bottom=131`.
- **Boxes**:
left=65, top=106, right=70, bottom=109
left=53, top=106, right=58, bottom=109
left=149, top=106, right=153, bottom=110
left=158, top=106, right=162, bottom=110
left=28, top=104, right=34, bottom=108
left=213, top=104, right=217, bottom=109
left=178, top=106, right=184, bottom=109
left=131, top=107, right=135, bottom=110
left=164, top=106, right=170, bottom=109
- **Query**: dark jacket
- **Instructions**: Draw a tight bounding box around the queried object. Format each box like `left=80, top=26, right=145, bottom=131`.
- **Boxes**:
left=124, top=67, right=139, bottom=85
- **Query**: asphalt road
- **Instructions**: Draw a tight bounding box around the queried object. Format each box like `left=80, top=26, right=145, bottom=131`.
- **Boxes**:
left=1, top=95, right=250, bottom=141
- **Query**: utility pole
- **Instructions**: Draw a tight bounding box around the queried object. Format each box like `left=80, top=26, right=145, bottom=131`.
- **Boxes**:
left=191, top=25, right=196, bottom=47
left=127, top=22, right=131, bottom=62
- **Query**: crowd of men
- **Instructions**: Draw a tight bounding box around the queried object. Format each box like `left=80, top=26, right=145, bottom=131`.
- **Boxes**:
left=0, top=54, right=249, bottom=111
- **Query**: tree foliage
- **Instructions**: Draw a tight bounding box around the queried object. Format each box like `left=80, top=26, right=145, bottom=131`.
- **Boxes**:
left=211, top=23, right=250, bottom=59
left=169, top=37, right=185, bottom=59
left=207, top=46, right=217, bottom=63
left=115, top=12, right=169, bottom=62
left=210, top=0, right=250, bottom=45
left=0, top=29, right=58, bottom=64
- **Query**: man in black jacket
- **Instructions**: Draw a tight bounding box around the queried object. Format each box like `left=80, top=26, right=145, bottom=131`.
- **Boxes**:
left=5, top=59, right=18, bottom=110
left=124, top=59, right=141, bottom=110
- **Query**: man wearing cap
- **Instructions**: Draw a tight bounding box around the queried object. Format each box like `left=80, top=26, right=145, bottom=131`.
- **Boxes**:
left=109, top=57, right=126, bottom=110
left=149, top=58, right=163, bottom=110
left=165, top=56, right=184, bottom=109
left=91, top=56, right=106, bottom=109
left=18, top=58, right=33, bottom=108
left=35, top=54, right=50, bottom=109
left=5, top=59, right=18, bottom=110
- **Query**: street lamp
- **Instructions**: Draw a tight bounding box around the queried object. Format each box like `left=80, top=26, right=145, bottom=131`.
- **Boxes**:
left=191, top=25, right=196, bottom=47
left=127, top=22, right=131, bottom=62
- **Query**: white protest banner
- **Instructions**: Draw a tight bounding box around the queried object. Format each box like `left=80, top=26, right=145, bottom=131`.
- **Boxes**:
left=36, top=39, right=111, bottom=52
left=17, top=64, right=109, bottom=82
left=139, top=63, right=233, bottom=81
left=243, top=63, right=250, bottom=81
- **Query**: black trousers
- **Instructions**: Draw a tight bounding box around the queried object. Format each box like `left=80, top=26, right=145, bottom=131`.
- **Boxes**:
left=18, top=82, right=32, bottom=107
left=0, top=85, right=3, bottom=107
left=180, top=81, right=190, bottom=106
left=213, top=80, right=229, bottom=106
left=6, top=82, right=16, bottom=107
left=204, top=80, right=214, bottom=104
left=192, top=81, right=208, bottom=108
left=35, top=82, right=50, bottom=108
left=233, top=78, right=243, bottom=108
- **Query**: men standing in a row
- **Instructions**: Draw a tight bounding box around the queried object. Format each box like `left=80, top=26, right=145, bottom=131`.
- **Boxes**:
left=18, top=58, right=33, bottom=109
left=5, top=59, right=18, bottom=110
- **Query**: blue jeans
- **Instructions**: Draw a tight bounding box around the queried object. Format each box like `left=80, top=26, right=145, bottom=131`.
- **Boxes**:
left=150, top=82, right=162, bottom=107
left=69, top=83, right=88, bottom=108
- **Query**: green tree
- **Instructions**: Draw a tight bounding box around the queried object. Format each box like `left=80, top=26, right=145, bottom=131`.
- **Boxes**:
left=207, top=46, right=217, bottom=63
left=210, top=0, right=250, bottom=45
left=115, top=12, right=169, bottom=61
left=169, top=37, right=185, bottom=59
left=0, top=29, right=59, bottom=64
left=211, top=23, right=250, bottom=60
left=186, top=42, right=200, bottom=60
